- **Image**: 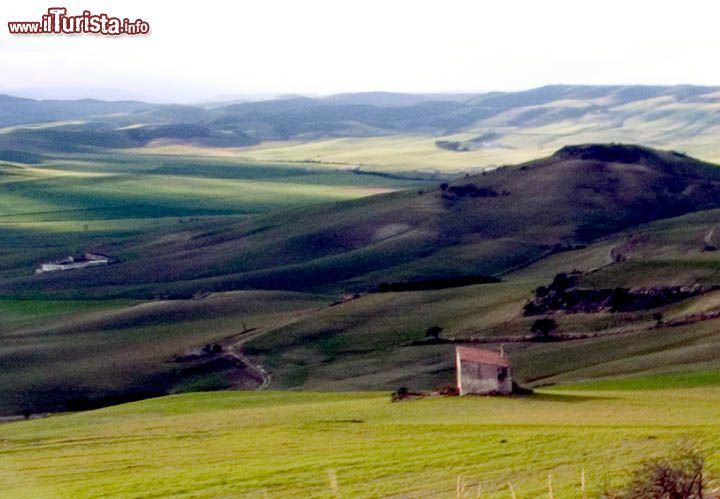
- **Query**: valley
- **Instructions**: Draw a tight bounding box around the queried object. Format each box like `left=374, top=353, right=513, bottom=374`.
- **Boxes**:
left=5, top=3, right=718, bottom=496
left=6, top=126, right=720, bottom=418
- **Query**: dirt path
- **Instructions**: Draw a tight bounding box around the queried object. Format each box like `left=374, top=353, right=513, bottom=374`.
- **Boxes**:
left=224, top=326, right=277, bottom=390
left=220, top=307, right=335, bottom=390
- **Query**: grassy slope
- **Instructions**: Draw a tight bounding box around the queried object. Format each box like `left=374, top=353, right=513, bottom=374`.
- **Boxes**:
left=0, top=298, right=135, bottom=331
left=9, top=144, right=720, bottom=300
left=238, top=204, right=720, bottom=392
left=0, top=291, right=330, bottom=416
left=0, top=152, right=428, bottom=280
left=245, top=281, right=532, bottom=390
left=0, top=149, right=434, bottom=415
left=0, top=153, right=414, bottom=223
left=496, top=207, right=720, bottom=386
left=2, top=387, right=720, bottom=498
left=10, top=146, right=720, bottom=413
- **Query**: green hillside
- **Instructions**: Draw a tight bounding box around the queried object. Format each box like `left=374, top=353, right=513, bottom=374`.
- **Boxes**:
left=0, top=152, right=426, bottom=282
left=2, top=387, right=720, bottom=498
left=5, top=144, right=720, bottom=299
left=0, top=291, right=329, bottom=416
left=7, top=144, right=720, bottom=416
left=10, top=199, right=720, bottom=415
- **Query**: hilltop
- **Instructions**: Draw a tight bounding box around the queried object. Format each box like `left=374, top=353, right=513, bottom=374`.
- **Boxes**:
left=6, top=143, right=720, bottom=299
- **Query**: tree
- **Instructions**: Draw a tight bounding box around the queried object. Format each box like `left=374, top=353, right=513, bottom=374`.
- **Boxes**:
left=531, top=317, right=557, bottom=340
left=425, top=326, right=442, bottom=340
left=551, top=272, right=573, bottom=291
left=652, top=312, right=663, bottom=325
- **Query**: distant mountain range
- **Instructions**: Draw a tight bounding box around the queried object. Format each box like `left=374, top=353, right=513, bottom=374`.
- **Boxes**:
left=3, top=85, right=720, bottom=156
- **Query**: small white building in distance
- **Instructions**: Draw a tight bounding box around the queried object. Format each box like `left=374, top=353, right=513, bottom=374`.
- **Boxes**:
left=455, top=345, right=512, bottom=395
left=35, top=253, right=111, bottom=274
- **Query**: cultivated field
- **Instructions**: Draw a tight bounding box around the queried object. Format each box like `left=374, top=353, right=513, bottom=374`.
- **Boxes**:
left=135, top=136, right=542, bottom=172
left=0, top=151, right=429, bottom=279
left=185, top=116, right=720, bottom=172
left=2, top=383, right=720, bottom=498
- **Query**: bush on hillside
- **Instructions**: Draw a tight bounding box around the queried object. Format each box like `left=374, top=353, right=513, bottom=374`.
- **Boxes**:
left=425, top=326, right=442, bottom=339
left=604, top=442, right=706, bottom=499
left=530, top=317, right=557, bottom=340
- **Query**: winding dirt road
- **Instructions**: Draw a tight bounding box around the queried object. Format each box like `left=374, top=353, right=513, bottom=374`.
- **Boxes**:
left=219, top=307, right=333, bottom=390
left=225, top=326, right=275, bottom=390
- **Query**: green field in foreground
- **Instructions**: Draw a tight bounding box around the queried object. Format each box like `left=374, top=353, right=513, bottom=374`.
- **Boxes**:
left=2, top=386, right=720, bottom=498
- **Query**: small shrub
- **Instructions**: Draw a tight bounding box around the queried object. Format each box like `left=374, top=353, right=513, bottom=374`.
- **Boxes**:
left=531, top=317, right=557, bottom=341
left=425, top=326, right=442, bottom=339
left=391, top=386, right=409, bottom=402
left=605, top=442, right=705, bottom=499
left=436, top=384, right=459, bottom=396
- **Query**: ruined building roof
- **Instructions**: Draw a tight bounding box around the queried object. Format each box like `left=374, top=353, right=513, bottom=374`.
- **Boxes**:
left=456, top=346, right=510, bottom=367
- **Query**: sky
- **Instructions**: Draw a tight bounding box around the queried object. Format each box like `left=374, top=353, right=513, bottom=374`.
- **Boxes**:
left=2, top=0, right=720, bottom=102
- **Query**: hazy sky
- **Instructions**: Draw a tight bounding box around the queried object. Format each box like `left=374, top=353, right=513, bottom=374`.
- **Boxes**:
left=2, top=0, right=720, bottom=102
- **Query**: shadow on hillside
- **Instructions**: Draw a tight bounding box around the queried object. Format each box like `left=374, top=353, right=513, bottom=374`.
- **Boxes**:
left=527, top=391, right=618, bottom=403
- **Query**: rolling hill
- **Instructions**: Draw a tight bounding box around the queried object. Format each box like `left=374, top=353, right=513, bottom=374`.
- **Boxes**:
left=8, top=144, right=720, bottom=415
left=0, top=94, right=149, bottom=128
left=5, top=143, right=720, bottom=299
left=4, top=388, right=720, bottom=497
left=7, top=85, right=720, bottom=168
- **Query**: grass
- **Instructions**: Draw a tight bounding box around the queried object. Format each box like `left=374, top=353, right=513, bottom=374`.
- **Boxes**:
left=9, top=171, right=720, bottom=412
left=246, top=281, right=532, bottom=390
left=0, top=291, right=331, bottom=416
left=10, top=144, right=720, bottom=423
left=2, top=387, right=720, bottom=497
left=241, top=275, right=720, bottom=392
left=0, top=298, right=136, bottom=330
left=0, top=151, right=430, bottom=280
left=0, top=151, right=429, bottom=225
left=513, top=315, right=720, bottom=386
left=556, top=369, right=720, bottom=391
left=9, top=143, right=720, bottom=301
left=136, top=106, right=720, bottom=173
left=10, top=201, right=720, bottom=410
left=162, top=136, right=543, bottom=172
left=0, top=159, right=406, bottom=222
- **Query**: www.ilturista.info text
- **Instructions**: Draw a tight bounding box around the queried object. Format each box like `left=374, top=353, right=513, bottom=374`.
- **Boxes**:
left=8, top=8, right=150, bottom=35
